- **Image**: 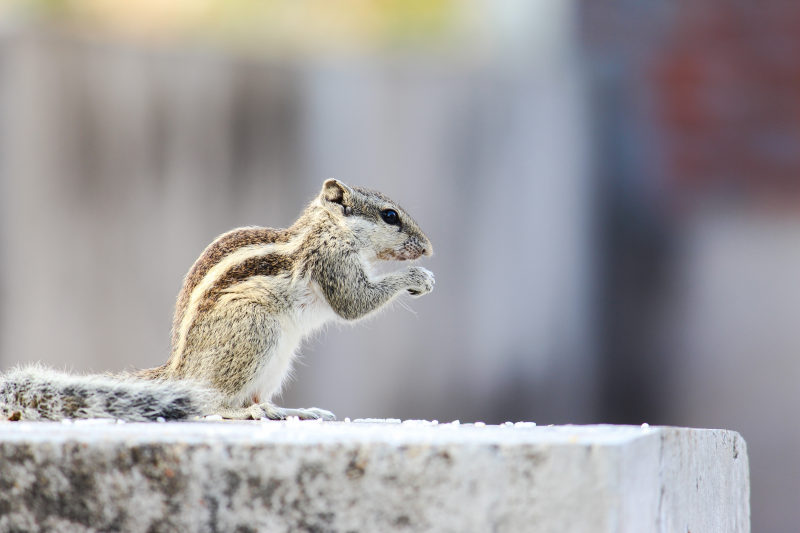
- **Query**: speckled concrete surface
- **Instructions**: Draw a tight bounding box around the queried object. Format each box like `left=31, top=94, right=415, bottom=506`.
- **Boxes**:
left=0, top=421, right=749, bottom=533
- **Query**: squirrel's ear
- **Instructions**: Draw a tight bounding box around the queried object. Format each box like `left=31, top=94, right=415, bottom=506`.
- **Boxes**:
left=321, top=179, right=353, bottom=207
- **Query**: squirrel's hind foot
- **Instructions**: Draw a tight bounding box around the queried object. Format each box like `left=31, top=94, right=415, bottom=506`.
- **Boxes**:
left=215, top=403, right=335, bottom=421
left=279, top=406, right=336, bottom=421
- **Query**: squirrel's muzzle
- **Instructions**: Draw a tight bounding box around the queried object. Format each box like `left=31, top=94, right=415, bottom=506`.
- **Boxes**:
left=400, top=238, right=432, bottom=260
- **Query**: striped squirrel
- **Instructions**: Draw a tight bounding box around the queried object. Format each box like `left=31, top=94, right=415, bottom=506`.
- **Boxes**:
left=0, top=180, right=434, bottom=421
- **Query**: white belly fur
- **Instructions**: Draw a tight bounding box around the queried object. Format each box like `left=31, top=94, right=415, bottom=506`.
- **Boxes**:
left=238, top=277, right=338, bottom=403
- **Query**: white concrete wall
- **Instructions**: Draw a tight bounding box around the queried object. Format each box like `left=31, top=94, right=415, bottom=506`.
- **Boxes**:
left=0, top=422, right=750, bottom=533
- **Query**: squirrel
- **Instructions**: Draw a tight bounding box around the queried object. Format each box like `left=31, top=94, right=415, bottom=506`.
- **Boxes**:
left=0, top=179, right=434, bottom=422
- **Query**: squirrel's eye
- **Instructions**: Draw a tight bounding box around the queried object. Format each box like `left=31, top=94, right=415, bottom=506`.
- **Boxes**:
left=380, top=209, right=400, bottom=225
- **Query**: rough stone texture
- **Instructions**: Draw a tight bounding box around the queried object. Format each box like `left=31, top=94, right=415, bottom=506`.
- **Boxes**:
left=0, top=421, right=749, bottom=533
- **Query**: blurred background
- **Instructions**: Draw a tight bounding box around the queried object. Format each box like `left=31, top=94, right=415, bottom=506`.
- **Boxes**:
left=0, top=0, right=797, bottom=530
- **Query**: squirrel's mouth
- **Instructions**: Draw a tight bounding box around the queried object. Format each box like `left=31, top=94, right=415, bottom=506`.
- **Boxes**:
left=377, top=246, right=425, bottom=261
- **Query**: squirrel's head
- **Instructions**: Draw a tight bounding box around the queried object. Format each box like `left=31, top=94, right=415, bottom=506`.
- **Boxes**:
left=320, top=179, right=433, bottom=261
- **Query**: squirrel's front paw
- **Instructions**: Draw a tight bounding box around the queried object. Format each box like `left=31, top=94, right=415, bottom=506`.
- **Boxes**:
left=406, top=266, right=435, bottom=297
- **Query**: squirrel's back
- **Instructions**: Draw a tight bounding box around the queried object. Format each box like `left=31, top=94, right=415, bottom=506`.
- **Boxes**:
left=0, top=365, right=212, bottom=421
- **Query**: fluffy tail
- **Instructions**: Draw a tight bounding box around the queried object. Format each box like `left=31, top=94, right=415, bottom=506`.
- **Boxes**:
left=0, top=365, right=213, bottom=422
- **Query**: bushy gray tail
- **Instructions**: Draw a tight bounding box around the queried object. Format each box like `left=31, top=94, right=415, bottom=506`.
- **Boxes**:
left=0, top=365, right=213, bottom=421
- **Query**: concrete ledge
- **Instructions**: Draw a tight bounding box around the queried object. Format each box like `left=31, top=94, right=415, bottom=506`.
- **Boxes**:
left=0, top=421, right=749, bottom=532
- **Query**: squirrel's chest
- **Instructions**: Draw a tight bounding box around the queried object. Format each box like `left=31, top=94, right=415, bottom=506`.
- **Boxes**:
left=290, top=280, right=339, bottom=333
left=246, top=276, right=336, bottom=341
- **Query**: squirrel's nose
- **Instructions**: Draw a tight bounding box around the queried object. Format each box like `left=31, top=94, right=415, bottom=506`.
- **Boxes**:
left=409, top=235, right=432, bottom=258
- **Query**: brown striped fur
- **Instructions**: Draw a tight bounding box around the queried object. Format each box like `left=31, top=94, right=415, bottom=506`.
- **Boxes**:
left=171, top=227, right=293, bottom=348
